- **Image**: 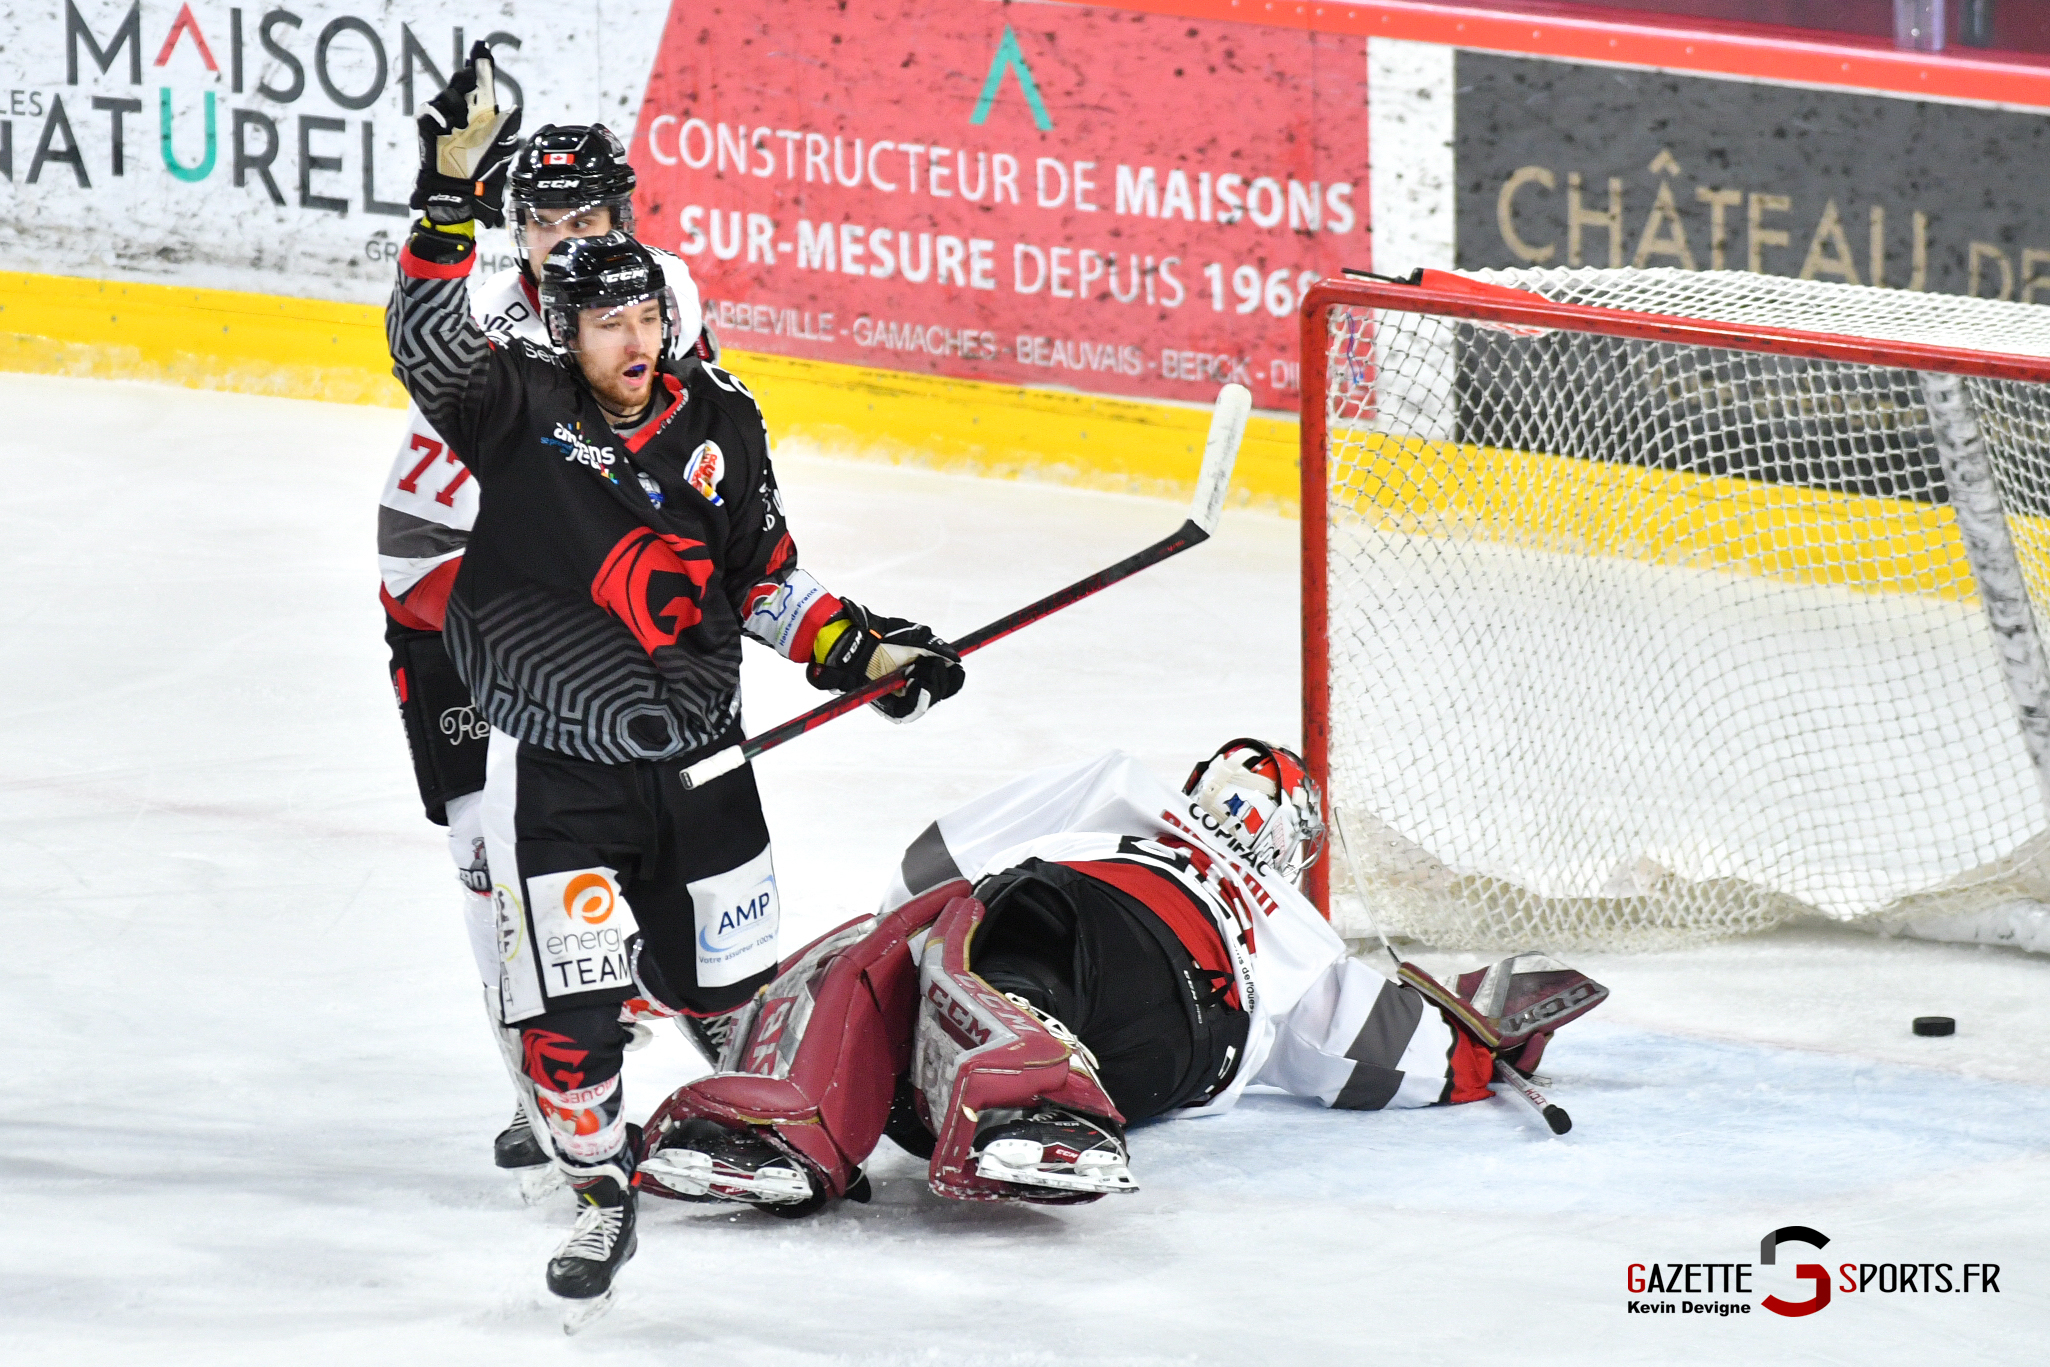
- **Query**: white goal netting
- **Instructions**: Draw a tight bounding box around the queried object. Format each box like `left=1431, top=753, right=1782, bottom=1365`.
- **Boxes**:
left=1318, top=268, right=2050, bottom=950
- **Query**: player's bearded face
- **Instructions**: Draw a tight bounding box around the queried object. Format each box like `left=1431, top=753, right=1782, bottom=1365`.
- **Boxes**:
left=574, top=300, right=664, bottom=415
left=521, top=205, right=614, bottom=279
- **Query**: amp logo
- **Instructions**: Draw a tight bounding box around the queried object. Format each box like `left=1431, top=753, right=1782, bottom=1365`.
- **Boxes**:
left=698, top=879, right=776, bottom=953
left=718, top=889, right=774, bottom=937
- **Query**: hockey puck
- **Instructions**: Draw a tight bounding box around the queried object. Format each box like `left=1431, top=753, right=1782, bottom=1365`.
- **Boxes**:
left=1912, top=1016, right=1956, bottom=1037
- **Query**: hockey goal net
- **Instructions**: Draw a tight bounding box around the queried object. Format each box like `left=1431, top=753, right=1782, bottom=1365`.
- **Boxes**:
left=1302, top=267, right=2050, bottom=950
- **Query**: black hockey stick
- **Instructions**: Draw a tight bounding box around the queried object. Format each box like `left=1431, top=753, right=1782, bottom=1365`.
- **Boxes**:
left=679, top=384, right=1252, bottom=790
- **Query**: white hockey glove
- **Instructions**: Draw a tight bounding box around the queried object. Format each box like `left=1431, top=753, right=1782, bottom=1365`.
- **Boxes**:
left=411, top=42, right=522, bottom=227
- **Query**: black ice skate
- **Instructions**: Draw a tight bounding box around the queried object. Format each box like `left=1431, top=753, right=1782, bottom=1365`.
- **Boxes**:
left=971, top=1106, right=1138, bottom=1196
left=493, top=1107, right=548, bottom=1169
left=548, top=1169, right=637, bottom=1332
left=638, top=1116, right=822, bottom=1213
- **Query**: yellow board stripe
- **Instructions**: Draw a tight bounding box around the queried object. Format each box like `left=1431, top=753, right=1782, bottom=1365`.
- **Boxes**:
left=1332, top=430, right=2001, bottom=601
left=0, top=269, right=1300, bottom=509
left=17, top=263, right=2023, bottom=601
left=0, top=269, right=404, bottom=407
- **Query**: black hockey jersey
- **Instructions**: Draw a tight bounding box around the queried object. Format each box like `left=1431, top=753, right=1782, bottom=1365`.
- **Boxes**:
left=387, top=237, right=803, bottom=764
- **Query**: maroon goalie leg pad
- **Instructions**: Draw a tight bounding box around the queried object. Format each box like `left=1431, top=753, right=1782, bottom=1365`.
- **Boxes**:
left=912, top=894, right=1127, bottom=1204
left=639, top=880, right=969, bottom=1202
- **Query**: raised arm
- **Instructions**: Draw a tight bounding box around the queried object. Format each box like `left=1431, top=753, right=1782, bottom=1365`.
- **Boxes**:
left=387, top=226, right=492, bottom=448
left=385, top=44, right=521, bottom=450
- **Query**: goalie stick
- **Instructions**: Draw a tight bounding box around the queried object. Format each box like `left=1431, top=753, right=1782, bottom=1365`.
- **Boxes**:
left=680, top=383, right=1252, bottom=789
left=1493, top=1060, right=1572, bottom=1136
left=1330, top=805, right=1572, bottom=1137
left=1331, top=803, right=1403, bottom=976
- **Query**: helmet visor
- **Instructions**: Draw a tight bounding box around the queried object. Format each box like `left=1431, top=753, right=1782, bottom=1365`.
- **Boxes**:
left=512, top=199, right=637, bottom=268
left=548, top=287, right=682, bottom=355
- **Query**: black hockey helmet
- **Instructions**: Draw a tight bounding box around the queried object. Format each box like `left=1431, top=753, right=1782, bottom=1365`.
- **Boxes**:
left=1184, top=738, right=1328, bottom=882
left=539, top=232, right=682, bottom=354
left=508, top=124, right=637, bottom=262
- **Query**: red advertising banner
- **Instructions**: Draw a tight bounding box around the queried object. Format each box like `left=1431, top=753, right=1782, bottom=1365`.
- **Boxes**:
left=632, top=0, right=1368, bottom=412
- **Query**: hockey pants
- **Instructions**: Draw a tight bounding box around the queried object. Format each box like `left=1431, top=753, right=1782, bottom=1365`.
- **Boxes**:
left=482, top=729, right=782, bottom=1168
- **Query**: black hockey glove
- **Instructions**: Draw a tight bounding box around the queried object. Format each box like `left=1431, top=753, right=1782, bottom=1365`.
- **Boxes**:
left=806, top=600, right=965, bottom=724
left=411, top=42, right=522, bottom=227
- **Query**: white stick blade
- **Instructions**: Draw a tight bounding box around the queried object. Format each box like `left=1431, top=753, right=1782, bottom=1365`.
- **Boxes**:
left=1191, top=383, right=1250, bottom=533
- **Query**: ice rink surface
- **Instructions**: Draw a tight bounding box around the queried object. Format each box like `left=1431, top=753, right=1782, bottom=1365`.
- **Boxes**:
left=2, top=372, right=2047, bottom=1363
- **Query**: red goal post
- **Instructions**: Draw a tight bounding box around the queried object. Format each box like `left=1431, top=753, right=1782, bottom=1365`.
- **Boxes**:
left=1299, top=268, right=2050, bottom=947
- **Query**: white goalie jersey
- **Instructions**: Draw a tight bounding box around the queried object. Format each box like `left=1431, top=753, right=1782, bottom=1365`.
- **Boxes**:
left=881, top=751, right=1455, bottom=1117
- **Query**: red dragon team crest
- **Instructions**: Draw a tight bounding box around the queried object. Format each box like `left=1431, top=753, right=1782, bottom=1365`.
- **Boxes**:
left=591, top=528, right=715, bottom=653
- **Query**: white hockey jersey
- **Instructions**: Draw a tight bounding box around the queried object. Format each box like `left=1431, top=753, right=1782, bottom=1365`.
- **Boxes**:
left=881, top=751, right=1454, bottom=1117
left=377, top=249, right=702, bottom=630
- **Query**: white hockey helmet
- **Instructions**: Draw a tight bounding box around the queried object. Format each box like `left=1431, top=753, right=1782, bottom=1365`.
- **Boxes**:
left=1183, top=738, right=1328, bottom=882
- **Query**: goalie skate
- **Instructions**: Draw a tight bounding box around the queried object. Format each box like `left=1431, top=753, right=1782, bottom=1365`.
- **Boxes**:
left=972, top=1105, right=1137, bottom=1196
left=638, top=1117, right=818, bottom=1208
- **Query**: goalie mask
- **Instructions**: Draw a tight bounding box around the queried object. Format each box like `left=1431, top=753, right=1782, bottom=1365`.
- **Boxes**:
left=1183, top=738, right=1327, bottom=882
left=539, top=232, right=696, bottom=357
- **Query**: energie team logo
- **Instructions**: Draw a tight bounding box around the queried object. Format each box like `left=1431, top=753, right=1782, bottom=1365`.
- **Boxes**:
left=563, top=872, right=616, bottom=925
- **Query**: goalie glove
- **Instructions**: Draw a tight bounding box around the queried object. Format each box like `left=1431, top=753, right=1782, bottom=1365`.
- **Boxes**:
left=411, top=42, right=523, bottom=227
left=1398, top=954, right=1609, bottom=1103
left=805, top=599, right=965, bottom=723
